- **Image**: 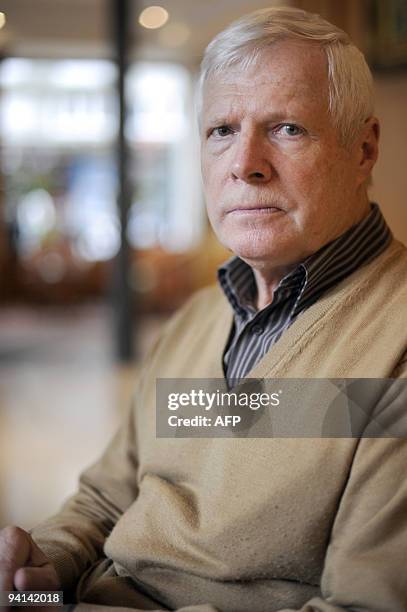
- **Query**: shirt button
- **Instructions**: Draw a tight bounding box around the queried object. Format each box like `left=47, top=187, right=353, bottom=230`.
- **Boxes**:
left=252, top=324, right=264, bottom=336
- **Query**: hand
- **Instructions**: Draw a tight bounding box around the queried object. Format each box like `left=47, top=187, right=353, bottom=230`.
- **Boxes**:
left=0, top=526, right=60, bottom=609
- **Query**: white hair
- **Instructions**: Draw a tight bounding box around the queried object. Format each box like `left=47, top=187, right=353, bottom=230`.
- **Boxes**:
left=198, top=7, right=374, bottom=147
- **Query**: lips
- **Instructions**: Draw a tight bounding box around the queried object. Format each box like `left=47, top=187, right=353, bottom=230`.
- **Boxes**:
left=227, top=205, right=283, bottom=214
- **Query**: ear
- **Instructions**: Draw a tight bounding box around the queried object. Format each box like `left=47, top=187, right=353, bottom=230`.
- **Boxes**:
left=356, top=117, right=380, bottom=184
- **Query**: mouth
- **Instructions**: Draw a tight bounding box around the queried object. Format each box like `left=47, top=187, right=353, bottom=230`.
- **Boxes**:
left=227, top=205, right=284, bottom=215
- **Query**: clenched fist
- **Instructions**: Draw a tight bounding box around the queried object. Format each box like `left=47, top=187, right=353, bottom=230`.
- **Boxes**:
left=0, top=525, right=60, bottom=603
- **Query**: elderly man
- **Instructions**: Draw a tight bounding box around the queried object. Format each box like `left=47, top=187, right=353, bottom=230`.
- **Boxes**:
left=1, top=6, right=406, bottom=612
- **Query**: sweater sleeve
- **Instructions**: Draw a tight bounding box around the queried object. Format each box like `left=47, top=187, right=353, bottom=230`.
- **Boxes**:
left=30, top=396, right=140, bottom=595
left=29, top=290, right=215, bottom=599
left=276, top=440, right=407, bottom=611
left=29, top=292, right=207, bottom=597
left=273, top=356, right=407, bottom=612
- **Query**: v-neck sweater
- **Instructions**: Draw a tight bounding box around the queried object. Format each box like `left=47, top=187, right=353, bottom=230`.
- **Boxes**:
left=32, top=239, right=407, bottom=612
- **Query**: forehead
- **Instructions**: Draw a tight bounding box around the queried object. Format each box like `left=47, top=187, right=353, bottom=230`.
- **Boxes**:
left=202, top=40, right=330, bottom=121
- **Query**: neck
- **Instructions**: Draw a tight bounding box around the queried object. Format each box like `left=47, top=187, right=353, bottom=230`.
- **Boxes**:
left=252, top=264, right=296, bottom=310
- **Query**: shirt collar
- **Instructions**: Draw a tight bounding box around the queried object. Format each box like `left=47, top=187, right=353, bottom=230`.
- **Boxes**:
left=218, top=256, right=255, bottom=318
left=218, top=203, right=392, bottom=317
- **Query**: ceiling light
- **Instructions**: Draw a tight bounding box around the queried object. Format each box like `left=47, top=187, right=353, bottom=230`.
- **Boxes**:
left=158, top=22, right=190, bottom=48
left=0, top=12, right=6, bottom=30
left=139, top=6, right=169, bottom=30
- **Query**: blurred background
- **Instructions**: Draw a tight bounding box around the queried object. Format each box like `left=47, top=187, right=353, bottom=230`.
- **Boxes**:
left=0, top=0, right=406, bottom=529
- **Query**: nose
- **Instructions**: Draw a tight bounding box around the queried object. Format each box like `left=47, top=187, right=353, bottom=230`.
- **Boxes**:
left=231, top=131, right=273, bottom=183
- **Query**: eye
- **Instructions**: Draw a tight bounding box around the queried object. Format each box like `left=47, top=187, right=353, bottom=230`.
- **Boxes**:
left=276, top=123, right=304, bottom=137
left=209, top=125, right=234, bottom=138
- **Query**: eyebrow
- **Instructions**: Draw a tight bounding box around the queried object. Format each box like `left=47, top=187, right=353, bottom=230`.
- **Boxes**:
left=203, top=112, right=294, bottom=126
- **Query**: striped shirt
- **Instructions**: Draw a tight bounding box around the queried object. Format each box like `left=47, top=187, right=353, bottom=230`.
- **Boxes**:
left=218, top=203, right=392, bottom=387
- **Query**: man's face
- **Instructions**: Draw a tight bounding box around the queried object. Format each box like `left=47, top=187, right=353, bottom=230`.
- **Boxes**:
left=200, top=40, right=373, bottom=271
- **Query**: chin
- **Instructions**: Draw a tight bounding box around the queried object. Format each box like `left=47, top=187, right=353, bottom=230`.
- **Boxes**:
left=224, top=241, right=282, bottom=264
left=217, top=217, right=309, bottom=263
left=220, top=233, right=304, bottom=269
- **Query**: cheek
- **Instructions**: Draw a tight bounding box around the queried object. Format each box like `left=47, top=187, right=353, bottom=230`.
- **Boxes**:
left=202, top=176, right=222, bottom=228
left=286, top=155, right=340, bottom=207
left=202, top=164, right=226, bottom=210
left=201, top=154, right=216, bottom=193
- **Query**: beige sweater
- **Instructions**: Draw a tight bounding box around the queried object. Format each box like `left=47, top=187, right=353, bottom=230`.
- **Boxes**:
left=32, top=240, right=407, bottom=612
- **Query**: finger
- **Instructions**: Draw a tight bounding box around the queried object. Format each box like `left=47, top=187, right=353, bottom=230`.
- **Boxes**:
left=0, top=566, right=14, bottom=594
left=14, top=565, right=60, bottom=592
left=0, top=526, right=31, bottom=592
